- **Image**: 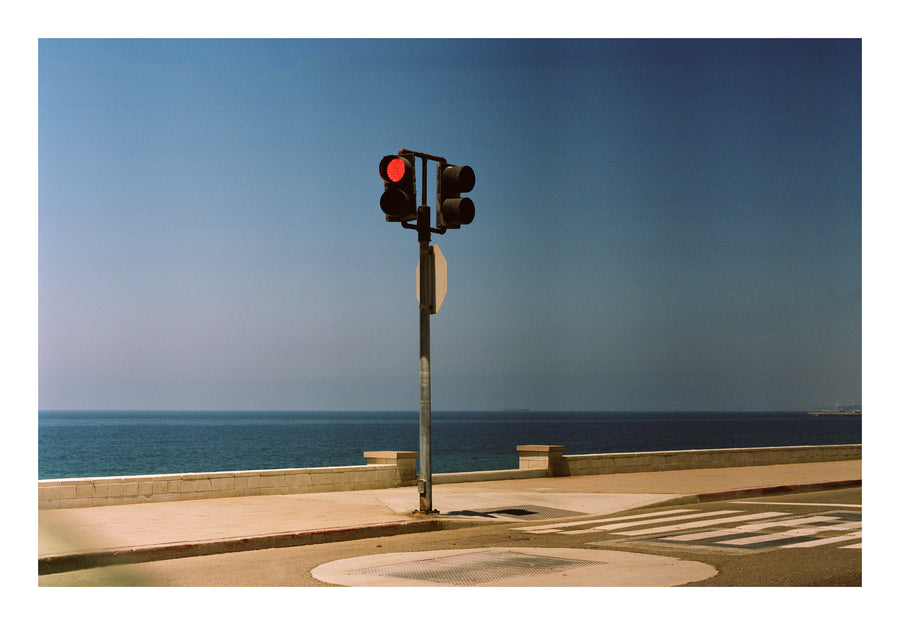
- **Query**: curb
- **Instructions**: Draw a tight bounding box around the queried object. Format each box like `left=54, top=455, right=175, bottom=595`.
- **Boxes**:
left=694, top=479, right=861, bottom=503
left=656, top=479, right=862, bottom=507
left=39, top=518, right=443, bottom=576
left=622, top=479, right=862, bottom=510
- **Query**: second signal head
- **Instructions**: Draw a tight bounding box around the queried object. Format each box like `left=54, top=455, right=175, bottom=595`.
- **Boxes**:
left=436, top=163, right=475, bottom=228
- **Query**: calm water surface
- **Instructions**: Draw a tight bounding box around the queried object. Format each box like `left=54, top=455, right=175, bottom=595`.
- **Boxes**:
left=38, top=410, right=862, bottom=479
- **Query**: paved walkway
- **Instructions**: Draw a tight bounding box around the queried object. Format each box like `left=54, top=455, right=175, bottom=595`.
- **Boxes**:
left=38, top=460, right=860, bottom=574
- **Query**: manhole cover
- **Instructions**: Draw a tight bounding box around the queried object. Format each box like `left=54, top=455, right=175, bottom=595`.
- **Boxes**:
left=352, top=551, right=597, bottom=586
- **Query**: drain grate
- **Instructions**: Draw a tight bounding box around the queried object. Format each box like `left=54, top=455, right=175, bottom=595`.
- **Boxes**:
left=351, top=551, right=600, bottom=586
left=444, top=504, right=582, bottom=520
left=489, top=508, right=536, bottom=516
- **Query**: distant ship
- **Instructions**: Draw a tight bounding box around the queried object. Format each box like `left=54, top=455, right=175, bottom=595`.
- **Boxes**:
left=806, top=409, right=861, bottom=417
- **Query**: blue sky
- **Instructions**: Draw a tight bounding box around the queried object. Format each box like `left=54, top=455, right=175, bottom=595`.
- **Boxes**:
left=38, top=38, right=862, bottom=411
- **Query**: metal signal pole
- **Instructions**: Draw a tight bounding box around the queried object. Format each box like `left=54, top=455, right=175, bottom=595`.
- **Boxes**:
left=386, top=148, right=472, bottom=514
left=414, top=155, right=436, bottom=513
left=417, top=202, right=434, bottom=512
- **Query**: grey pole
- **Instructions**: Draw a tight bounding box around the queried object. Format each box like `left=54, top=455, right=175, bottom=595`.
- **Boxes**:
left=417, top=204, right=434, bottom=513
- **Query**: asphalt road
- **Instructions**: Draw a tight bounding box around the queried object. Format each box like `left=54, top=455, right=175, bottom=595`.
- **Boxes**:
left=38, top=487, right=861, bottom=587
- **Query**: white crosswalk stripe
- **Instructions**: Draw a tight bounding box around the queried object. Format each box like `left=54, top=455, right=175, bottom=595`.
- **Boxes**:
left=782, top=530, right=862, bottom=549
left=730, top=515, right=842, bottom=531
left=667, top=515, right=843, bottom=542
left=560, top=510, right=749, bottom=535
left=616, top=512, right=788, bottom=537
left=718, top=521, right=861, bottom=546
left=514, top=509, right=697, bottom=533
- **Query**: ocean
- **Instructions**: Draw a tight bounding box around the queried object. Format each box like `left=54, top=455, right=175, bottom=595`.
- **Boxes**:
left=37, top=410, right=862, bottom=480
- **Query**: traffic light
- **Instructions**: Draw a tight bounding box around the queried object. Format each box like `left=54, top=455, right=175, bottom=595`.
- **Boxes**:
left=436, top=163, right=475, bottom=228
left=379, top=154, right=417, bottom=222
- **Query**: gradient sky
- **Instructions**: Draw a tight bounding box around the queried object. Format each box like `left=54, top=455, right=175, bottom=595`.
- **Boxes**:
left=38, top=38, right=861, bottom=411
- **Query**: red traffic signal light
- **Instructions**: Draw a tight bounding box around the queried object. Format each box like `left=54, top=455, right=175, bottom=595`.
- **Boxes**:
left=383, top=157, right=407, bottom=182
left=436, top=163, right=475, bottom=228
left=379, top=155, right=417, bottom=222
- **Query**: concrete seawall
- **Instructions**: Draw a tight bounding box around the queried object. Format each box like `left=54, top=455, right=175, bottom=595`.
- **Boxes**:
left=38, top=451, right=417, bottom=510
left=39, top=444, right=861, bottom=509
left=518, top=444, right=861, bottom=477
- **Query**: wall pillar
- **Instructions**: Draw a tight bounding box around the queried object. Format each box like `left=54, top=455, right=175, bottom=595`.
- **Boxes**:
left=363, top=451, right=419, bottom=483
left=516, top=445, right=568, bottom=477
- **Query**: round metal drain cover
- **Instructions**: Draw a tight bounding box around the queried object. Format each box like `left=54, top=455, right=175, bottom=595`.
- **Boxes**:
left=354, top=550, right=594, bottom=586
left=311, top=547, right=717, bottom=587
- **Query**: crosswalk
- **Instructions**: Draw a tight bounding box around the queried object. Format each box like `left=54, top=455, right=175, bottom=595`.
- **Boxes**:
left=514, top=507, right=862, bottom=552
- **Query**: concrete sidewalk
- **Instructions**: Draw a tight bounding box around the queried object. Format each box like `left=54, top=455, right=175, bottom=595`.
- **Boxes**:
left=38, top=460, right=861, bottom=575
